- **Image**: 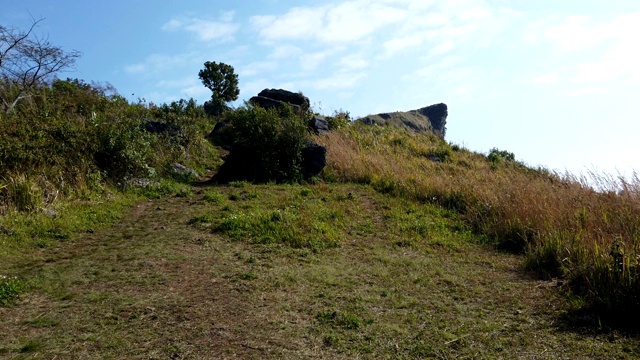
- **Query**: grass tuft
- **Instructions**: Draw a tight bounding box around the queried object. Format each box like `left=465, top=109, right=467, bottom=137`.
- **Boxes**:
left=0, top=275, right=25, bottom=306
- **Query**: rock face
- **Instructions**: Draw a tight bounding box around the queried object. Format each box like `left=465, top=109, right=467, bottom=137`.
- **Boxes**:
left=356, top=103, right=448, bottom=139
left=249, top=89, right=311, bottom=113
left=206, top=121, right=233, bottom=151
left=308, top=115, right=329, bottom=135
left=416, top=103, right=448, bottom=134
left=142, top=118, right=187, bottom=144
left=170, top=163, right=199, bottom=179
left=301, top=141, right=327, bottom=178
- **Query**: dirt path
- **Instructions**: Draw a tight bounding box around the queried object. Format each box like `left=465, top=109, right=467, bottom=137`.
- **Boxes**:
left=1, top=184, right=639, bottom=359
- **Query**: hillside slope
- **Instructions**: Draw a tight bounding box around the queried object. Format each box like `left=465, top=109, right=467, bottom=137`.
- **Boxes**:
left=1, top=182, right=638, bottom=359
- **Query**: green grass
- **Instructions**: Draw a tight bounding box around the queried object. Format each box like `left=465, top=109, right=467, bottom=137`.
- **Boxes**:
left=318, top=125, right=640, bottom=325
left=0, top=276, right=25, bottom=306
left=1, top=182, right=640, bottom=358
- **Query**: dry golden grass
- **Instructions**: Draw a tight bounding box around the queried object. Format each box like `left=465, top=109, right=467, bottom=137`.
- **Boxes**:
left=317, top=124, right=640, bottom=324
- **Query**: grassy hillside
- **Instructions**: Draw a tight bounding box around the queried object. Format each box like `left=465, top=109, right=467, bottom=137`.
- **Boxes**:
left=2, top=183, right=639, bottom=358
left=1, top=81, right=640, bottom=357
left=317, top=124, right=640, bottom=326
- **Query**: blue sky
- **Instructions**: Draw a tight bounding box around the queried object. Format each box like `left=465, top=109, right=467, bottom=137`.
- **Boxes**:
left=2, top=1, right=639, bottom=176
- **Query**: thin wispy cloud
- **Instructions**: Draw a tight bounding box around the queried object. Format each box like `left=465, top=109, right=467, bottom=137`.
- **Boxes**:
left=162, top=12, right=239, bottom=42
left=124, top=53, right=199, bottom=76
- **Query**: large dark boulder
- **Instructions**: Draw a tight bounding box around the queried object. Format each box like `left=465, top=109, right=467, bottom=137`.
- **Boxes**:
left=257, top=88, right=310, bottom=110
left=249, top=95, right=302, bottom=112
left=416, top=103, right=448, bottom=134
left=308, top=115, right=329, bottom=135
left=301, top=141, right=327, bottom=178
left=206, top=121, right=234, bottom=150
left=142, top=118, right=187, bottom=144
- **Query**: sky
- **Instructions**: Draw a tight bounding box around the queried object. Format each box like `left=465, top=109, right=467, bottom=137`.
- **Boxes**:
left=2, top=0, right=639, bottom=177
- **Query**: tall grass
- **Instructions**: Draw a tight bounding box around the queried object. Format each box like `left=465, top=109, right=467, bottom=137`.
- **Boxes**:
left=317, top=124, right=640, bottom=323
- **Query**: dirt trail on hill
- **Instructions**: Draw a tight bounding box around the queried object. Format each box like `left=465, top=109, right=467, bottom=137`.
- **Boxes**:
left=1, top=185, right=639, bottom=359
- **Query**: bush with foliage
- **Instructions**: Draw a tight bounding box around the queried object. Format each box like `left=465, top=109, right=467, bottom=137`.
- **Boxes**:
left=217, top=103, right=310, bottom=182
left=487, top=148, right=516, bottom=163
left=0, top=77, right=220, bottom=210
left=325, top=110, right=351, bottom=131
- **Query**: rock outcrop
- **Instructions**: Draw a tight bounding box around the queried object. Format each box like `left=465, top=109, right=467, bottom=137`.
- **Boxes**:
left=301, top=140, right=327, bottom=178
left=142, top=118, right=187, bottom=144
left=308, top=115, right=329, bottom=135
left=250, top=89, right=310, bottom=112
left=356, top=103, right=448, bottom=139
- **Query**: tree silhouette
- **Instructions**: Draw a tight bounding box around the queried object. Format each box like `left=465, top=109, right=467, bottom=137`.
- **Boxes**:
left=198, top=61, right=239, bottom=116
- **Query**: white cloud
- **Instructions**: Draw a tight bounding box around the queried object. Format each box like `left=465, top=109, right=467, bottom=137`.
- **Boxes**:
left=340, top=54, right=369, bottom=71
left=300, top=51, right=330, bottom=71
left=566, top=86, right=610, bottom=97
left=528, top=12, right=640, bottom=85
left=251, top=0, right=407, bottom=45
left=162, top=12, right=239, bottom=42
left=251, top=7, right=326, bottom=42
left=242, top=79, right=272, bottom=98
left=312, top=72, right=366, bottom=90
left=124, top=53, right=197, bottom=76
left=318, top=1, right=407, bottom=44
left=269, top=45, right=304, bottom=59
left=383, top=33, right=424, bottom=54
left=239, top=61, right=278, bottom=77
left=531, top=73, right=559, bottom=85
left=124, top=64, right=147, bottom=75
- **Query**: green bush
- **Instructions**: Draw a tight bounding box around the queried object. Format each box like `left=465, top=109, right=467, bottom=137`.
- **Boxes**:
left=93, top=116, right=156, bottom=182
left=0, top=78, right=222, bottom=209
left=487, top=148, right=515, bottom=163
left=220, top=104, right=309, bottom=182
left=326, top=110, right=351, bottom=130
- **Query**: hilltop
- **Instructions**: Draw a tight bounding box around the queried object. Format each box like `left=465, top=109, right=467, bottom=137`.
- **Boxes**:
left=1, top=82, right=640, bottom=358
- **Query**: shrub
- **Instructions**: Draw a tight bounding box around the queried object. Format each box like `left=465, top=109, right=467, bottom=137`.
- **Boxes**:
left=326, top=110, right=351, bottom=130
left=487, top=148, right=515, bottom=163
left=0, top=276, right=25, bottom=306
left=217, top=104, right=309, bottom=182
left=93, top=116, right=156, bottom=182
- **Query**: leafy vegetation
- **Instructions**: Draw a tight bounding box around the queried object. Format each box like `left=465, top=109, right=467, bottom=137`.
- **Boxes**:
left=216, top=103, right=310, bottom=182
left=0, top=275, right=24, bottom=306
left=0, top=77, right=220, bottom=209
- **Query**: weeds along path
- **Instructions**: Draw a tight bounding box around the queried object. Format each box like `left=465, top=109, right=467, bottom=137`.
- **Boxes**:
left=1, top=183, right=639, bottom=359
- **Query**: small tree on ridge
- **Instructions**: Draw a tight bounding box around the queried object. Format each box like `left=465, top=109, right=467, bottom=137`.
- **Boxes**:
left=198, top=61, right=239, bottom=116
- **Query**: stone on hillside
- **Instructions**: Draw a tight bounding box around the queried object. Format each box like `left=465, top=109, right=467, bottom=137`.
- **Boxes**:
left=170, top=163, right=199, bottom=179
left=416, top=103, right=448, bottom=135
left=301, top=141, right=327, bottom=178
left=142, top=118, right=187, bottom=144
left=356, top=103, right=448, bottom=139
left=308, top=115, right=329, bottom=135
left=249, top=95, right=301, bottom=112
left=206, top=121, right=233, bottom=150
left=257, top=88, right=310, bottom=110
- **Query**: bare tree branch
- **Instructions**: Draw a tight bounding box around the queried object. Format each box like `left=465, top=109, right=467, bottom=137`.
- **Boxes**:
left=0, top=18, right=81, bottom=113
